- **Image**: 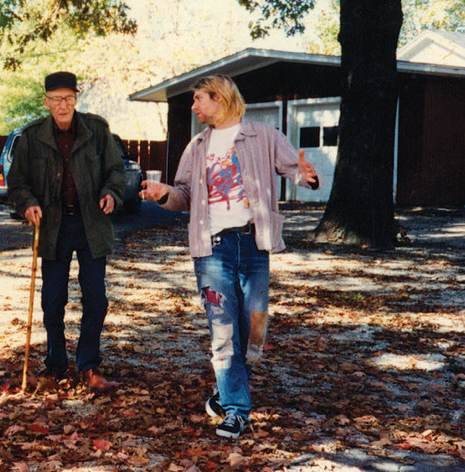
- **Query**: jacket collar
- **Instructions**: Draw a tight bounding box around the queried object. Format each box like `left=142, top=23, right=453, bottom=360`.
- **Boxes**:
left=37, top=112, right=93, bottom=153
left=72, top=112, right=93, bottom=153
left=195, top=119, right=257, bottom=143
left=37, top=115, right=59, bottom=152
left=235, top=120, right=257, bottom=141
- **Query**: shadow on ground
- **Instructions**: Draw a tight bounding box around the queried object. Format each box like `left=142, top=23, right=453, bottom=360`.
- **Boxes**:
left=0, top=203, right=464, bottom=471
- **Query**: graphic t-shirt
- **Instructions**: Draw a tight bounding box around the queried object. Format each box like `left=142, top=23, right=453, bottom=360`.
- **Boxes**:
left=206, top=124, right=252, bottom=235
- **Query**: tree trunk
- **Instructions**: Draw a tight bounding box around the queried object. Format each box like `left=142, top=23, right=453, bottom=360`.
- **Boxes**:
left=314, top=0, right=403, bottom=248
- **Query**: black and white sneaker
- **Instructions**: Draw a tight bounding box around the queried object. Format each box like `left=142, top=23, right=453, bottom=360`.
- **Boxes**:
left=216, top=413, right=249, bottom=439
left=205, top=389, right=225, bottom=418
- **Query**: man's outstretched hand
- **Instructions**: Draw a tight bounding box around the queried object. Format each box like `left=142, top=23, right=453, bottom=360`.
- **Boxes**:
left=298, top=149, right=319, bottom=190
left=139, top=180, right=169, bottom=202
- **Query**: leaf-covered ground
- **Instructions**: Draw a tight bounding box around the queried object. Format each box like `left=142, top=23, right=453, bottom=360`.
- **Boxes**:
left=0, top=204, right=464, bottom=471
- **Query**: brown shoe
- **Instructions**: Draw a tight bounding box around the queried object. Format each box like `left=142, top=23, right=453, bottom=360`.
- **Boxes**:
left=37, top=370, right=58, bottom=390
left=39, top=368, right=69, bottom=380
left=80, top=369, right=118, bottom=392
left=37, top=368, right=69, bottom=390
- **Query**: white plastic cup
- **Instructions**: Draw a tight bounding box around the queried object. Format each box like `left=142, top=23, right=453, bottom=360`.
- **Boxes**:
left=146, top=170, right=162, bottom=182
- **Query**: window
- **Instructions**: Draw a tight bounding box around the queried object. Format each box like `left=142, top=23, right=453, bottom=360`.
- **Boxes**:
left=7, top=136, right=20, bottom=162
left=299, top=127, right=320, bottom=148
left=323, top=126, right=338, bottom=146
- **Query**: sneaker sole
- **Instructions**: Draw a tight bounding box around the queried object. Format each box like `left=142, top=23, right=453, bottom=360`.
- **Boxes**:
left=205, top=399, right=223, bottom=418
left=215, top=428, right=241, bottom=439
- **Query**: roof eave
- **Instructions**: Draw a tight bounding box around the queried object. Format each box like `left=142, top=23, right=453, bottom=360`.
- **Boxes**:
left=129, top=48, right=341, bottom=103
left=129, top=47, right=465, bottom=103
left=398, top=59, right=465, bottom=77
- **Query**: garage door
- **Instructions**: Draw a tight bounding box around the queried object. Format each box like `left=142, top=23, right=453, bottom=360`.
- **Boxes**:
left=244, top=102, right=282, bottom=130
left=286, top=97, right=341, bottom=202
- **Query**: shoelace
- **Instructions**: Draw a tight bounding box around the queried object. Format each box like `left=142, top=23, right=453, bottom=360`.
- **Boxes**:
left=223, top=414, right=239, bottom=427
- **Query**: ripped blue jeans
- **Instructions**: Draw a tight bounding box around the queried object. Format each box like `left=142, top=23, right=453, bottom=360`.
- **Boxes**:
left=194, top=231, right=270, bottom=419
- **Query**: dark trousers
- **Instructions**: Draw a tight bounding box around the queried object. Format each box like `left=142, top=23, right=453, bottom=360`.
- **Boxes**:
left=41, top=214, right=108, bottom=373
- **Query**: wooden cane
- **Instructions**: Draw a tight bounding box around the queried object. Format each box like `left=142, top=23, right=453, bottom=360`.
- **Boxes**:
left=21, top=222, right=40, bottom=392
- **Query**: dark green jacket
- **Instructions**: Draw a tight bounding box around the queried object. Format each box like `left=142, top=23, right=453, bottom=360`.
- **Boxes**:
left=8, top=112, right=126, bottom=260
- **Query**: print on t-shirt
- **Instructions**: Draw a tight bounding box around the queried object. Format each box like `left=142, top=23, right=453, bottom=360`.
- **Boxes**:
left=206, top=123, right=252, bottom=236
left=207, top=147, right=247, bottom=210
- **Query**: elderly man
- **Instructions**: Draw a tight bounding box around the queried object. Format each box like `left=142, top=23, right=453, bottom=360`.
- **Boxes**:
left=141, top=74, right=319, bottom=438
left=8, top=71, right=125, bottom=391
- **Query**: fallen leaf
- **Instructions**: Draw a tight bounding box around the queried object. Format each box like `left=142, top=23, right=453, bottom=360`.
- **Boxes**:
left=186, top=465, right=201, bottom=472
left=228, top=452, right=246, bottom=468
left=92, top=438, right=112, bottom=451
left=12, top=463, right=29, bottom=472
left=4, top=425, right=25, bottom=437
left=63, top=424, right=74, bottom=434
left=189, top=414, right=204, bottom=424
left=168, top=463, right=184, bottom=472
left=204, top=460, right=220, bottom=471
left=127, top=455, right=150, bottom=466
left=148, top=425, right=162, bottom=434
left=30, top=423, right=49, bottom=434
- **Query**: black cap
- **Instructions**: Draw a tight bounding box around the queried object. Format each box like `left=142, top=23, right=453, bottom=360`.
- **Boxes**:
left=45, top=71, right=79, bottom=92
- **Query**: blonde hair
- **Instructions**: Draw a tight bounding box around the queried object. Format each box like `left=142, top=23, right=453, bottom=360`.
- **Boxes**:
left=193, top=75, right=246, bottom=124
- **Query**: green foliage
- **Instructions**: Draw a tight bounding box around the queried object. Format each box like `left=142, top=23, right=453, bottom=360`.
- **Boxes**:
left=0, top=0, right=136, bottom=132
left=0, top=0, right=137, bottom=69
left=400, top=0, right=465, bottom=45
left=64, top=0, right=137, bottom=36
left=304, top=0, right=341, bottom=55
left=238, top=0, right=465, bottom=53
left=0, top=23, right=87, bottom=134
left=0, top=76, right=48, bottom=133
left=238, top=0, right=315, bottom=38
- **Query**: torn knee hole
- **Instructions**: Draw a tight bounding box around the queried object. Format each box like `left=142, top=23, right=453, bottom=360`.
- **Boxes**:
left=201, top=287, right=224, bottom=308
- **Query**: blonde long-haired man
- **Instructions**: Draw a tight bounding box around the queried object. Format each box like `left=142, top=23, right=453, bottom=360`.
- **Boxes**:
left=141, top=75, right=319, bottom=438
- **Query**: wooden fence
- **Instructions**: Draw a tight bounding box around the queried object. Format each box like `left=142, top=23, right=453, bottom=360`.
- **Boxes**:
left=0, top=136, right=167, bottom=180
left=120, top=139, right=167, bottom=180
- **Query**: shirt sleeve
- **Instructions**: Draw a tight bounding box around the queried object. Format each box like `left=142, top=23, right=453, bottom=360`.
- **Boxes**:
left=7, top=133, right=40, bottom=216
left=272, top=128, right=312, bottom=188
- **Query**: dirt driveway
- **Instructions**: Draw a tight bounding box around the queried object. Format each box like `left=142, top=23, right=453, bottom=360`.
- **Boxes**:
left=0, top=202, right=464, bottom=471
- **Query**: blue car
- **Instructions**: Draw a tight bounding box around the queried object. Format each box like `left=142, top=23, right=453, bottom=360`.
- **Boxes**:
left=0, top=128, right=20, bottom=200
left=0, top=128, right=142, bottom=213
left=112, top=133, right=143, bottom=213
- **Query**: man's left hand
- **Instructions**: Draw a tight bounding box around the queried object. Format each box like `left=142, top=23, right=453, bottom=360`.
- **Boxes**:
left=298, top=149, right=319, bottom=190
left=99, top=194, right=115, bottom=214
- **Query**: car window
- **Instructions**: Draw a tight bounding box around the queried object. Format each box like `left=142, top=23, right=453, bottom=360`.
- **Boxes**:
left=9, top=136, right=20, bottom=161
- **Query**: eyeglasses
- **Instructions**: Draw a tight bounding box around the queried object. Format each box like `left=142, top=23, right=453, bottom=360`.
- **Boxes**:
left=45, top=95, right=77, bottom=105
